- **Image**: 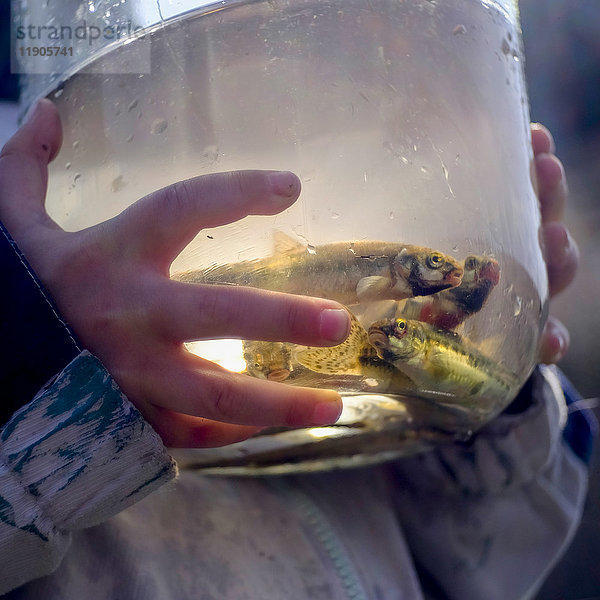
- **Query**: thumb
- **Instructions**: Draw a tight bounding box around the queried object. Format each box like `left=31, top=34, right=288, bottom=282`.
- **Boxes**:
left=0, top=99, right=63, bottom=238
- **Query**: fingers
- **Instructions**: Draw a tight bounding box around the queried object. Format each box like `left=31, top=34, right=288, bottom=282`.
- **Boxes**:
left=0, top=99, right=62, bottom=236
left=535, top=153, right=567, bottom=223
left=150, top=280, right=350, bottom=346
left=122, top=347, right=342, bottom=429
left=138, top=404, right=262, bottom=448
left=538, top=316, right=569, bottom=364
left=542, top=222, right=579, bottom=297
left=532, top=123, right=578, bottom=297
left=533, top=122, right=567, bottom=223
left=532, top=123, right=567, bottom=223
left=113, top=170, right=301, bottom=269
left=531, top=123, right=556, bottom=156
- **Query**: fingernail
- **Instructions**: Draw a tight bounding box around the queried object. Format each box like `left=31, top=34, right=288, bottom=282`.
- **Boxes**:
left=319, top=308, right=350, bottom=343
left=540, top=318, right=569, bottom=364
left=267, top=171, right=300, bottom=198
left=555, top=332, right=568, bottom=362
left=311, top=400, right=342, bottom=425
left=544, top=224, right=572, bottom=269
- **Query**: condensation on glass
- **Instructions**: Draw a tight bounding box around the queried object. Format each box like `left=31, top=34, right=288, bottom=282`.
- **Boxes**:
left=18, top=0, right=547, bottom=473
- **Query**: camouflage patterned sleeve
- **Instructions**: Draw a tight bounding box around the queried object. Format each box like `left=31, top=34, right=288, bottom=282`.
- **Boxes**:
left=0, top=351, right=177, bottom=595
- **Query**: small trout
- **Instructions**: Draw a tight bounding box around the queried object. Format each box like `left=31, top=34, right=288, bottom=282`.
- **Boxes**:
left=367, top=318, right=518, bottom=404
left=243, top=340, right=294, bottom=382
left=175, top=233, right=463, bottom=305
left=296, top=312, right=415, bottom=390
left=399, top=255, right=501, bottom=330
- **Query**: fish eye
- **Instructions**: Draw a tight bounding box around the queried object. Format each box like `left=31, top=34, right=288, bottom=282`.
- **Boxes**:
left=427, top=253, right=443, bottom=269
left=393, top=319, right=407, bottom=333
left=464, top=256, right=478, bottom=271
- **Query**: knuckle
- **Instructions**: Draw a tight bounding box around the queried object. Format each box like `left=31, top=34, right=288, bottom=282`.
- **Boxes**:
left=285, top=298, right=309, bottom=339
left=210, top=379, right=240, bottom=421
left=282, top=392, right=311, bottom=427
left=162, top=180, right=195, bottom=214
left=227, top=170, right=251, bottom=198
left=197, top=285, right=239, bottom=325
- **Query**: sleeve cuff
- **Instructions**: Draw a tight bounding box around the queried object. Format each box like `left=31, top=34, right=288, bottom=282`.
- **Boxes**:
left=0, top=351, right=177, bottom=592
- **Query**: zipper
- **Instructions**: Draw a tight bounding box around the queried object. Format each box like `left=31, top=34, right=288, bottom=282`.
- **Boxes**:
left=270, top=478, right=369, bottom=600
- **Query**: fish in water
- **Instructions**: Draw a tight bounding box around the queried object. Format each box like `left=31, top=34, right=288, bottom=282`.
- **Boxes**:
left=367, top=318, right=518, bottom=405
left=295, top=311, right=415, bottom=390
left=242, top=340, right=295, bottom=382
left=398, top=255, right=501, bottom=330
left=174, top=233, right=463, bottom=305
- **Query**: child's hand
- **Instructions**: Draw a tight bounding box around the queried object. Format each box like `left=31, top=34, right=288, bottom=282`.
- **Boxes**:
left=0, top=99, right=351, bottom=447
left=531, top=123, right=580, bottom=364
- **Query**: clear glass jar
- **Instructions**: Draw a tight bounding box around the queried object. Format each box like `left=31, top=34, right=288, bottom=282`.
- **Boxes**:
left=19, top=0, right=547, bottom=473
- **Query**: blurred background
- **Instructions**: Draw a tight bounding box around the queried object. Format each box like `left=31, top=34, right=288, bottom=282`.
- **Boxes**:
left=1, top=0, right=599, bottom=597
left=520, top=2, right=600, bottom=599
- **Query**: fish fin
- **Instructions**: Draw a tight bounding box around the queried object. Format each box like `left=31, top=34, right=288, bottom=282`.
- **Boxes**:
left=296, top=312, right=369, bottom=374
left=273, top=231, right=306, bottom=256
left=356, top=276, right=392, bottom=301
left=353, top=300, right=399, bottom=325
left=477, top=335, right=504, bottom=357
left=395, top=298, right=426, bottom=321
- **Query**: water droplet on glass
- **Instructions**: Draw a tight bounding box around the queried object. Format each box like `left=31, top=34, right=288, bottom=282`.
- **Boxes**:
left=441, top=162, right=450, bottom=181
left=307, top=245, right=317, bottom=255
left=514, top=296, right=522, bottom=316
left=203, top=145, right=219, bottom=162
left=125, top=133, right=134, bottom=143
left=72, top=140, right=80, bottom=150
left=65, top=162, right=71, bottom=170
left=331, top=212, right=340, bottom=220
left=501, top=38, right=511, bottom=55
left=127, top=99, right=138, bottom=112
left=453, top=24, right=466, bottom=35
left=151, top=118, right=168, bottom=135
left=111, top=175, right=126, bottom=193
left=420, top=166, right=429, bottom=174
left=389, top=211, right=395, bottom=220
left=73, top=173, right=81, bottom=185
left=512, top=52, right=520, bottom=62
left=53, top=88, right=64, bottom=99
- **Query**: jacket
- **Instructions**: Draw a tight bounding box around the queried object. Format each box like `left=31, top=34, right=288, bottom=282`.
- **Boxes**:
left=0, top=220, right=595, bottom=599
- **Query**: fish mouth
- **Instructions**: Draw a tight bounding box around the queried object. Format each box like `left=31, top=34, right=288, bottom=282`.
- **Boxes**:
left=267, top=369, right=291, bottom=382
left=444, top=267, right=464, bottom=288
left=410, top=273, right=459, bottom=296
left=476, top=260, right=501, bottom=286
left=367, top=328, right=390, bottom=352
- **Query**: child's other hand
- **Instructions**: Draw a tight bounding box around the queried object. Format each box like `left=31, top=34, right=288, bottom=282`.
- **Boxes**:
left=531, top=123, right=579, bottom=364
left=0, top=100, right=350, bottom=447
